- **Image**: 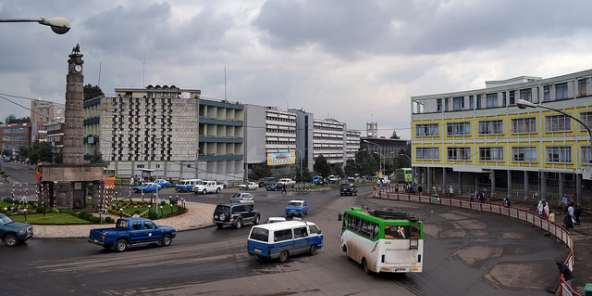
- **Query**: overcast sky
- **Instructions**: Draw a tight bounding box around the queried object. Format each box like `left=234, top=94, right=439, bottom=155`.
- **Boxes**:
left=2, top=0, right=592, bottom=139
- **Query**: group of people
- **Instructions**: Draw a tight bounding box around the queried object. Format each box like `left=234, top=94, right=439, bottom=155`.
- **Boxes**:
left=563, top=201, right=582, bottom=231
left=469, top=191, right=488, bottom=202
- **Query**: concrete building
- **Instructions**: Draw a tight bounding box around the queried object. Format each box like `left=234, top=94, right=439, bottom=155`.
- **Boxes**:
left=46, top=118, right=65, bottom=155
left=411, top=69, right=592, bottom=206
left=198, top=98, right=244, bottom=181
left=313, top=118, right=348, bottom=166
left=245, top=105, right=298, bottom=176
left=0, top=122, right=34, bottom=157
left=360, top=136, right=408, bottom=174
left=30, top=99, right=65, bottom=124
left=95, top=85, right=201, bottom=180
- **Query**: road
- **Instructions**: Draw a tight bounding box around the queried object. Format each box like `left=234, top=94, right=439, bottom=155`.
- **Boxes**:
left=0, top=166, right=565, bottom=295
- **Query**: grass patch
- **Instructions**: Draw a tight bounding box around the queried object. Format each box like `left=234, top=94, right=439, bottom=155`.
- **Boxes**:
left=10, top=213, right=91, bottom=225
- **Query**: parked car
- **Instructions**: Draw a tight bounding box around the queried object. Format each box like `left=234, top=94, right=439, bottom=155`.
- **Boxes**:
left=0, top=213, right=33, bottom=247
left=154, top=179, right=172, bottom=188
left=340, top=183, right=358, bottom=196
left=285, top=200, right=308, bottom=218
left=266, top=217, right=287, bottom=224
left=87, top=217, right=176, bottom=252
left=239, top=182, right=259, bottom=191
left=278, top=178, right=296, bottom=187
left=133, top=182, right=161, bottom=193
left=230, top=192, right=255, bottom=204
left=212, top=203, right=260, bottom=229
left=328, top=175, right=341, bottom=184
left=266, top=182, right=282, bottom=191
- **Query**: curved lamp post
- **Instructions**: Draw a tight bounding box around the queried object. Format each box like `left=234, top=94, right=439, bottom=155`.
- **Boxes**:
left=364, top=140, right=383, bottom=176
left=0, top=17, right=71, bottom=34
left=516, top=98, right=592, bottom=206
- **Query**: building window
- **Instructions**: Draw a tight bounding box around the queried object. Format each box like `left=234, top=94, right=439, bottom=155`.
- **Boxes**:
left=543, top=85, right=550, bottom=101
left=447, top=147, right=471, bottom=161
left=476, top=95, right=482, bottom=109
left=453, top=97, right=464, bottom=111
left=478, top=120, right=504, bottom=135
left=545, top=115, right=572, bottom=132
left=509, top=91, right=515, bottom=105
left=446, top=122, right=471, bottom=136
left=555, top=82, right=568, bottom=100
left=582, top=146, right=592, bottom=164
left=416, top=147, right=439, bottom=160
left=137, top=164, right=145, bottom=168
left=511, top=117, right=537, bottom=134
left=580, top=111, right=592, bottom=132
left=486, top=93, right=498, bottom=108
left=415, top=123, right=440, bottom=137
left=437, top=99, right=442, bottom=112
left=512, top=146, right=537, bottom=162
left=578, top=79, right=587, bottom=97
left=469, top=96, right=474, bottom=110
left=479, top=147, right=504, bottom=161
left=520, top=88, right=532, bottom=102
left=546, top=146, right=572, bottom=163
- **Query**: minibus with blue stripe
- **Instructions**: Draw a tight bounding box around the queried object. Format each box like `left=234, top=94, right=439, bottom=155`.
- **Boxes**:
left=247, top=221, right=323, bottom=262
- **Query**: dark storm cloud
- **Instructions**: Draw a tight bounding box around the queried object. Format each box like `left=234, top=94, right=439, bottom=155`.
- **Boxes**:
left=254, top=0, right=592, bottom=58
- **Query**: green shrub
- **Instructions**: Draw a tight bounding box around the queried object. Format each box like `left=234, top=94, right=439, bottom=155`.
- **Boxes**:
left=77, top=211, right=93, bottom=220
left=104, top=217, right=113, bottom=223
left=148, top=212, right=158, bottom=220
left=89, top=216, right=100, bottom=224
left=36, top=207, right=47, bottom=214
left=3, top=198, right=13, bottom=203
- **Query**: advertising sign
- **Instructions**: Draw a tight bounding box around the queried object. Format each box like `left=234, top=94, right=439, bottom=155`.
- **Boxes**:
left=267, top=152, right=296, bottom=166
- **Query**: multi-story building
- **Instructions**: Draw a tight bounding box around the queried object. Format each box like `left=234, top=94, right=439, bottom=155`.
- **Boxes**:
left=93, top=85, right=201, bottom=179
left=0, top=122, right=34, bottom=157
left=198, top=98, right=244, bottom=181
left=30, top=99, right=65, bottom=123
left=411, top=69, right=592, bottom=206
left=245, top=105, right=298, bottom=176
left=46, top=118, right=65, bottom=155
left=360, top=136, right=408, bottom=173
left=313, top=118, right=348, bottom=165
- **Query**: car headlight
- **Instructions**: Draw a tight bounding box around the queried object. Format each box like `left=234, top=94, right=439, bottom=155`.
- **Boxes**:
left=19, top=228, right=26, bottom=234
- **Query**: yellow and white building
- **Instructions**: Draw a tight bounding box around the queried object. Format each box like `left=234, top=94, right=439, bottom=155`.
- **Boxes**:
left=411, top=69, right=592, bottom=206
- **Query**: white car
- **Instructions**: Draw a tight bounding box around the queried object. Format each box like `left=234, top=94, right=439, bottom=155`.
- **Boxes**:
left=230, top=192, right=255, bottom=204
left=277, top=178, right=296, bottom=187
left=239, top=182, right=258, bottom=190
left=266, top=217, right=287, bottom=224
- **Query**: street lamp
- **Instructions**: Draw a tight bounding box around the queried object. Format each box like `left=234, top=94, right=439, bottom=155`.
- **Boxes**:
left=516, top=98, right=592, bottom=206
left=0, top=17, right=71, bottom=34
left=364, top=140, right=383, bottom=176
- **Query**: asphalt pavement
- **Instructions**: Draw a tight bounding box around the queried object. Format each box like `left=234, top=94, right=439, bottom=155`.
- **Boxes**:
left=9, top=173, right=592, bottom=294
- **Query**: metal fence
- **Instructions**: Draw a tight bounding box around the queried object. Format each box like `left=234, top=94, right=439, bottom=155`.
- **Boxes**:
left=374, top=188, right=579, bottom=296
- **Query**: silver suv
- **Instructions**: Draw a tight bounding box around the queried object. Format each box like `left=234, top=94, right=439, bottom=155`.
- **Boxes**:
left=230, top=192, right=254, bottom=204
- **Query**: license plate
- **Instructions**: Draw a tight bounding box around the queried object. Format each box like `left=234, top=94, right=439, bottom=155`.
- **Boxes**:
left=254, top=247, right=262, bottom=253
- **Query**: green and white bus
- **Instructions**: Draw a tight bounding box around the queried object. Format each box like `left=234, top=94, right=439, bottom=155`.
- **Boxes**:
left=394, top=168, right=413, bottom=183
left=340, top=207, right=423, bottom=274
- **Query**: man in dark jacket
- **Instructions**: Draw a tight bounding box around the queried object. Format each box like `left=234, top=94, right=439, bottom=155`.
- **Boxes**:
left=556, top=259, right=573, bottom=288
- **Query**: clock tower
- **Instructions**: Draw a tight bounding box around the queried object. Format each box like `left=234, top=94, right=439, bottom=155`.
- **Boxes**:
left=63, top=43, right=85, bottom=165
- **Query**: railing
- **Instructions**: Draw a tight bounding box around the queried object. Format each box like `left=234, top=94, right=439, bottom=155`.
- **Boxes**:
left=373, top=188, right=579, bottom=296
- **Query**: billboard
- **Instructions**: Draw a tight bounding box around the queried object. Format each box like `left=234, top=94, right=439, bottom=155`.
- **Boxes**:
left=267, top=152, right=296, bottom=166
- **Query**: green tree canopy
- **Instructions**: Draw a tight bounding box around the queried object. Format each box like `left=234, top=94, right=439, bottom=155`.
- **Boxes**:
left=313, top=154, right=331, bottom=177
left=5, top=114, right=31, bottom=124
left=84, top=84, right=104, bottom=100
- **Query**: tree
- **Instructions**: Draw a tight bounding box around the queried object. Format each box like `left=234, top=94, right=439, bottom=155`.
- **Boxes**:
left=5, top=114, right=31, bottom=124
left=248, top=161, right=272, bottom=180
left=313, top=155, right=331, bottom=177
left=344, top=159, right=359, bottom=177
left=333, top=164, right=345, bottom=177
left=84, top=84, right=104, bottom=100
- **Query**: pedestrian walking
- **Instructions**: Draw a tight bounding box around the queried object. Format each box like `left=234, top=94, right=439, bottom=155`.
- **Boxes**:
left=417, top=185, right=422, bottom=194
left=395, top=184, right=399, bottom=192
left=562, top=195, right=568, bottom=211
left=548, top=211, right=555, bottom=223
left=129, top=176, right=134, bottom=186
left=449, top=186, right=454, bottom=197
left=567, top=204, right=575, bottom=221
left=563, top=213, right=574, bottom=231
left=470, top=191, right=474, bottom=201
left=445, top=186, right=450, bottom=197
left=543, top=202, right=549, bottom=218
left=574, top=205, right=582, bottom=225
left=569, top=193, right=576, bottom=205
left=556, top=260, right=573, bottom=288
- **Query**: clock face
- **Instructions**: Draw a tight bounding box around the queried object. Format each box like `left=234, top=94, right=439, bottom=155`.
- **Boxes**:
left=74, top=64, right=82, bottom=72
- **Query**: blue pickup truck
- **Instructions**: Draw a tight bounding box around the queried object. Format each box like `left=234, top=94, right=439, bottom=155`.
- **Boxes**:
left=88, top=217, right=176, bottom=252
left=0, top=213, right=33, bottom=247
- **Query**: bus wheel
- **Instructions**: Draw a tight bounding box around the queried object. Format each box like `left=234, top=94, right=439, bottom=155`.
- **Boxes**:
left=279, top=250, right=289, bottom=262
left=362, top=258, right=372, bottom=274
left=309, top=244, right=317, bottom=256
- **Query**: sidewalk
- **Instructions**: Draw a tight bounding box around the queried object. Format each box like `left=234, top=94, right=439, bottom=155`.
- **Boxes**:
left=33, top=201, right=216, bottom=239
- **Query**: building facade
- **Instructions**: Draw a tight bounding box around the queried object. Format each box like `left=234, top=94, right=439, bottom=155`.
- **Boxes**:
left=198, top=98, right=244, bottom=181
left=30, top=99, right=65, bottom=124
left=313, top=118, right=348, bottom=165
left=94, top=85, right=201, bottom=179
left=411, top=69, right=592, bottom=206
left=0, top=122, right=34, bottom=157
